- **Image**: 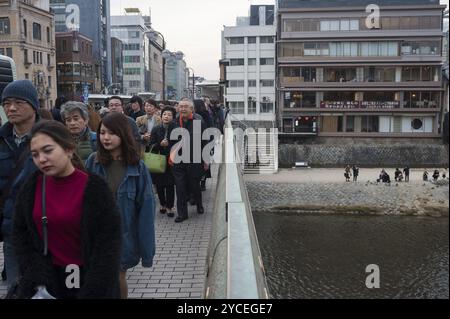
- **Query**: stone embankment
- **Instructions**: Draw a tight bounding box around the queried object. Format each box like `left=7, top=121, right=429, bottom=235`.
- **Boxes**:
left=246, top=179, right=449, bottom=217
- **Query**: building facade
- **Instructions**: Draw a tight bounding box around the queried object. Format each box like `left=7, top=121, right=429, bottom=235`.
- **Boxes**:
left=0, top=0, right=57, bottom=108
left=55, top=31, right=94, bottom=101
left=110, top=36, right=123, bottom=94
left=49, top=0, right=111, bottom=92
left=111, top=10, right=149, bottom=96
left=277, top=0, right=445, bottom=140
left=148, top=36, right=163, bottom=100
left=222, top=4, right=276, bottom=127
left=165, top=55, right=187, bottom=101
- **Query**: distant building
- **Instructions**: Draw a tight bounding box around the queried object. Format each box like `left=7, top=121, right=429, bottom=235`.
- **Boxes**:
left=0, top=0, right=57, bottom=108
left=221, top=4, right=276, bottom=128
left=111, top=9, right=149, bottom=96
left=55, top=31, right=95, bottom=101
left=110, top=37, right=123, bottom=94
left=277, top=0, right=445, bottom=140
left=165, top=55, right=187, bottom=101
left=50, top=0, right=111, bottom=92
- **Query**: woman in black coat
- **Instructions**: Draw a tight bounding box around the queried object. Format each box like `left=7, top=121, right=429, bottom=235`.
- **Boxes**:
left=149, top=107, right=177, bottom=217
left=11, top=120, right=121, bottom=299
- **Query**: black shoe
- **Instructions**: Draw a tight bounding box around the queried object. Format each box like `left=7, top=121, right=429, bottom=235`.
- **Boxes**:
left=175, top=216, right=187, bottom=223
left=200, top=181, right=206, bottom=191
left=167, top=212, right=175, bottom=218
left=160, top=208, right=167, bottom=214
left=197, top=206, right=204, bottom=214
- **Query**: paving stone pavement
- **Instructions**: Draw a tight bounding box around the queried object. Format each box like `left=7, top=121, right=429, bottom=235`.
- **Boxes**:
left=0, top=166, right=216, bottom=299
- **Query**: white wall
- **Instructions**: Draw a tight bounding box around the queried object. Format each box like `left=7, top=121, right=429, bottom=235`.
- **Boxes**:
left=401, top=116, right=434, bottom=133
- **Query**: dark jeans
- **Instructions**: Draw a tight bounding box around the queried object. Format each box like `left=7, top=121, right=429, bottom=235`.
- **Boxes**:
left=172, top=164, right=202, bottom=219
left=156, top=184, right=175, bottom=209
left=3, top=238, right=18, bottom=290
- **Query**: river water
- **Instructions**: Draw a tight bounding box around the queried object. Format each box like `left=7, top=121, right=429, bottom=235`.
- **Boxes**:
left=253, top=212, right=449, bottom=299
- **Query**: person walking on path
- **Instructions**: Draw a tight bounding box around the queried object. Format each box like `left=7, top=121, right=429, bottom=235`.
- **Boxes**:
left=171, top=98, right=208, bottom=223
left=352, top=165, right=359, bottom=182
left=403, top=166, right=410, bottom=182
left=149, top=106, right=177, bottom=218
left=85, top=113, right=155, bottom=299
left=136, top=99, right=161, bottom=153
left=12, top=120, right=121, bottom=299
left=60, top=101, right=97, bottom=161
left=0, top=80, right=40, bottom=293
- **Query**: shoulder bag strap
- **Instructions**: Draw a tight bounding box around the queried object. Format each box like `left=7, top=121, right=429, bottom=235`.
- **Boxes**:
left=41, top=175, right=48, bottom=256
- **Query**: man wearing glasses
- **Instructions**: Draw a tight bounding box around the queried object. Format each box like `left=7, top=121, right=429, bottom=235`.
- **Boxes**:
left=0, top=80, right=40, bottom=296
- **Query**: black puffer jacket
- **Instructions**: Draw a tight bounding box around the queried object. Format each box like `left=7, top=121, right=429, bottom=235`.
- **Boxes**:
left=12, top=172, right=122, bottom=299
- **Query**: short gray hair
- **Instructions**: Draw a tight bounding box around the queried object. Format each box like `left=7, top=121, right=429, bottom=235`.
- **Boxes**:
left=60, top=101, right=89, bottom=121
left=179, top=98, right=194, bottom=108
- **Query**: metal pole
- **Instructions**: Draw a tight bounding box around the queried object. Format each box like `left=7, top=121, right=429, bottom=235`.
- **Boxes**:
left=192, top=70, right=195, bottom=99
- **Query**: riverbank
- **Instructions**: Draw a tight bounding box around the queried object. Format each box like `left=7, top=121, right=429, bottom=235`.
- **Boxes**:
left=245, top=169, right=449, bottom=217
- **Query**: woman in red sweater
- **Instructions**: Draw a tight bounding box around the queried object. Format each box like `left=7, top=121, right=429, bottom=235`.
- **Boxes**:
left=11, top=120, right=122, bottom=299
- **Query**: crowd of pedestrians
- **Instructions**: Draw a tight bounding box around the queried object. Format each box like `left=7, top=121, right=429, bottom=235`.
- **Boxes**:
left=0, top=79, right=225, bottom=299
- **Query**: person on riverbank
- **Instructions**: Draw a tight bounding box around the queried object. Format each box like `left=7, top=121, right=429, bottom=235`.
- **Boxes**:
left=432, top=169, right=440, bottom=182
left=344, top=165, right=351, bottom=182
left=423, top=169, right=429, bottom=181
left=403, top=166, right=410, bottom=182
left=352, top=165, right=359, bottom=182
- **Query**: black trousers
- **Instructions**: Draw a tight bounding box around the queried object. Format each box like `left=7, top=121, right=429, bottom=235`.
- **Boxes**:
left=172, top=164, right=203, bottom=219
left=156, top=183, right=175, bottom=209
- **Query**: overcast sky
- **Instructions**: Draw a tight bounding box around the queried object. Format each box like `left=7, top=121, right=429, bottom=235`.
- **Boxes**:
left=110, top=0, right=449, bottom=81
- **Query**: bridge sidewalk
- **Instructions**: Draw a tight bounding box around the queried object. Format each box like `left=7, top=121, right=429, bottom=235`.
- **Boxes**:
left=0, top=166, right=216, bottom=299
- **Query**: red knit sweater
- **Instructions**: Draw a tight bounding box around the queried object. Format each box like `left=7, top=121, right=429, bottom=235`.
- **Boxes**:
left=33, top=169, right=88, bottom=267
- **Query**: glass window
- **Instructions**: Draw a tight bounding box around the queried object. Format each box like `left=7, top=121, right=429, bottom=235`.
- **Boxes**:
left=330, top=20, right=339, bottom=31
left=248, top=100, right=257, bottom=114
left=320, top=20, right=330, bottom=31
left=260, top=80, right=274, bottom=87
left=0, top=17, right=11, bottom=35
left=248, top=58, right=256, bottom=66
left=340, top=20, right=350, bottom=31
left=33, top=22, right=41, bottom=40
left=260, top=58, right=274, bottom=65
left=228, top=80, right=244, bottom=87
left=260, top=36, right=274, bottom=44
left=229, top=37, right=244, bottom=44
left=23, top=19, right=27, bottom=37
left=346, top=116, right=355, bottom=132
left=6, top=47, right=12, bottom=58
left=248, top=80, right=256, bottom=87
left=260, top=102, right=274, bottom=113
left=229, top=101, right=244, bottom=114
left=361, top=116, right=379, bottom=132
left=248, top=37, right=256, bottom=44
left=230, top=59, right=244, bottom=66
left=350, top=20, right=359, bottom=31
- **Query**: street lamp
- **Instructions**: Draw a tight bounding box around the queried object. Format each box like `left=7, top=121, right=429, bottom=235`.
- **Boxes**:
left=145, top=29, right=171, bottom=101
left=186, top=67, right=195, bottom=99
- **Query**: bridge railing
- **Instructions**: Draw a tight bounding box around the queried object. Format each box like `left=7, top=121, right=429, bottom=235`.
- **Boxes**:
left=205, top=116, right=270, bottom=299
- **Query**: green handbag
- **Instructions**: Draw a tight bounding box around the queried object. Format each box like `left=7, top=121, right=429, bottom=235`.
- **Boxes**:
left=144, top=146, right=167, bottom=174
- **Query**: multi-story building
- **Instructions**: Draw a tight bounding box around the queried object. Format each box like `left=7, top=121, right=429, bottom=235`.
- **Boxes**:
left=222, top=4, right=276, bottom=128
left=0, top=0, right=57, bottom=109
left=110, top=36, right=123, bottom=94
left=143, top=14, right=164, bottom=100
left=277, top=0, right=445, bottom=140
left=49, top=0, right=111, bottom=92
left=165, top=54, right=187, bottom=101
left=111, top=8, right=150, bottom=96
left=55, top=31, right=94, bottom=101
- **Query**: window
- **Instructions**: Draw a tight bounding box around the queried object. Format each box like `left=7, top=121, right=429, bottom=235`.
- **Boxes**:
left=47, top=54, right=51, bottom=66
left=248, top=99, right=256, bottom=114
left=229, top=59, right=244, bottom=66
left=47, top=27, right=50, bottom=43
left=124, top=44, right=140, bottom=50
left=124, top=56, right=141, bottom=63
left=23, top=20, right=27, bottom=38
left=361, top=116, right=379, bottom=132
left=248, top=37, right=256, bottom=44
left=5, top=47, right=12, bottom=58
left=129, top=80, right=141, bottom=88
left=248, top=58, right=256, bottom=66
left=229, top=37, right=244, bottom=44
left=25, top=73, right=29, bottom=79
left=260, top=80, right=274, bottom=87
left=260, top=36, right=274, bottom=44
left=0, top=18, right=10, bottom=35
left=24, top=49, right=29, bottom=64
left=229, top=101, right=244, bottom=114
left=33, top=23, right=42, bottom=40
left=228, top=80, right=244, bottom=87
left=124, top=68, right=141, bottom=75
left=260, top=58, right=274, bottom=65
left=248, top=80, right=256, bottom=87
left=62, top=40, right=67, bottom=52
left=260, top=102, right=274, bottom=113
left=73, top=39, right=79, bottom=52
left=48, top=76, right=51, bottom=88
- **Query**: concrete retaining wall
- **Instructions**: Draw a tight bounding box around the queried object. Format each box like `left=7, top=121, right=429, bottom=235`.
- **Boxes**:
left=279, top=144, right=449, bottom=168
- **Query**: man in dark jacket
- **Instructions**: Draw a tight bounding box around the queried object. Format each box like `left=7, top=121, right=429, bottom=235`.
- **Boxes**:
left=0, top=80, right=40, bottom=291
left=171, top=98, right=207, bottom=223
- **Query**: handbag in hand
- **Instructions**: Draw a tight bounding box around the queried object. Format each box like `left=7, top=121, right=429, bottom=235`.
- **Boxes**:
left=143, top=146, right=167, bottom=174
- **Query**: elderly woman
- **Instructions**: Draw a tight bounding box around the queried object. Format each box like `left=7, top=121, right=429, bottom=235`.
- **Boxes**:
left=60, top=101, right=97, bottom=161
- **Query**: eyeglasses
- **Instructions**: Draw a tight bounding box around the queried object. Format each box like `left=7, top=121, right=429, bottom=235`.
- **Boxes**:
left=108, top=103, right=122, bottom=108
